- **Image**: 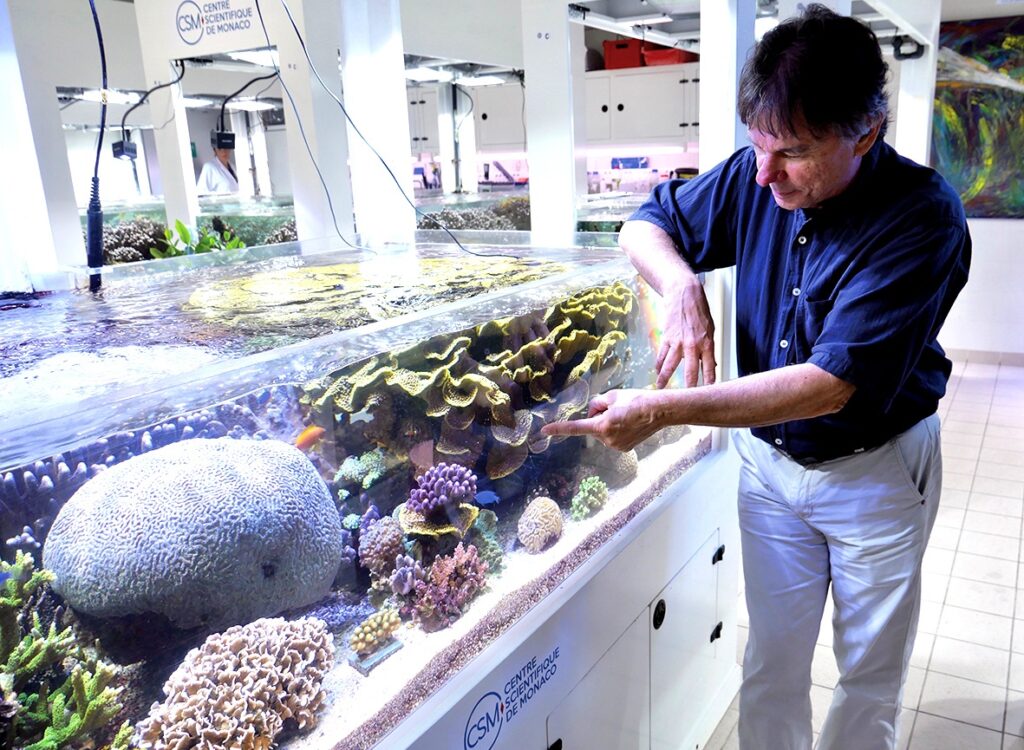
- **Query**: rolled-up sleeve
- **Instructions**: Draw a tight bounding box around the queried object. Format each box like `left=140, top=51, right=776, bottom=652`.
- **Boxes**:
left=627, top=149, right=750, bottom=272
left=808, top=208, right=971, bottom=411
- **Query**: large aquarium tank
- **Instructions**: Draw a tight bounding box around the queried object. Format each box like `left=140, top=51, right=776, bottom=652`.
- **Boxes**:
left=0, top=236, right=711, bottom=750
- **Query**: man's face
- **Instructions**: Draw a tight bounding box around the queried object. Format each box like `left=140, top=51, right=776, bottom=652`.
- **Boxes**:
left=748, top=116, right=878, bottom=210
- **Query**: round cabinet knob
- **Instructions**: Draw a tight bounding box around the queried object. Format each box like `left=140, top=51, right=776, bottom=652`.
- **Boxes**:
left=601, top=104, right=608, bottom=113
left=616, top=103, right=624, bottom=112
left=653, top=599, right=667, bottom=629
left=481, top=112, right=488, bottom=120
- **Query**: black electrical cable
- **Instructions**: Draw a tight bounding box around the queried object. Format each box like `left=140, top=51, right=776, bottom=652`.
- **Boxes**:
left=85, top=0, right=108, bottom=292
left=252, top=1, right=361, bottom=250
left=220, top=72, right=279, bottom=132
left=268, top=0, right=520, bottom=260
left=454, top=83, right=474, bottom=134
left=121, top=60, right=185, bottom=142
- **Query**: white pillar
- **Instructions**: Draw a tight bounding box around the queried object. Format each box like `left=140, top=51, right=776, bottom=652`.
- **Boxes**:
left=698, top=0, right=756, bottom=169
left=339, top=0, right=415, bottom=246
left=521, top=0, right=582, bottom=246
left=699, top=0, right=756, bottom=383
left=3, top=0, right=89, bottom=283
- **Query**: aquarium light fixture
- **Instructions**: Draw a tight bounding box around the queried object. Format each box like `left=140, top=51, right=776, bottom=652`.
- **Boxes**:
left=621, top=13, right=674, bottom=25
left=225, top=98, right=277, bottom=112
left=227, top=49, right=280, bottom=68
left=405, top=67, right=453, bottom=83
left=456, top=75, right=505, bottom=87
left=181, top=96, right=217, bottom=108
left=79, top=88, right=141, bottom=106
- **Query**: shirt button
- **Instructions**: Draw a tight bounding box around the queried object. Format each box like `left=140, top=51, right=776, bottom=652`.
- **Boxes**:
left=780, top=339, right=789, bottom=349
left=797, top=236, right=807, bottom=245
left=774, top=438, right=783, bottom=446
left=792, top=287, right=801, bottom=296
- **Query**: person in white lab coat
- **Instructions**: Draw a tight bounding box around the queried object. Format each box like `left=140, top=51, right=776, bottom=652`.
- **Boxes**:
left=197, top=147, right=239, bottom=194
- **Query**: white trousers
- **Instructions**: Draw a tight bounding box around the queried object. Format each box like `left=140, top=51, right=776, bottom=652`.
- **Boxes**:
left=736, top=415, right=942, bottom=750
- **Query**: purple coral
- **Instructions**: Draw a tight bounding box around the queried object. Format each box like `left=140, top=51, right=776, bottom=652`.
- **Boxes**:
left=406, top=463, right=478, bottom=519
left=390, top=554, right=426, bottom=597
left=412, top=543, right=489, bottom=632
left=357, top=517, right=405, bottom=576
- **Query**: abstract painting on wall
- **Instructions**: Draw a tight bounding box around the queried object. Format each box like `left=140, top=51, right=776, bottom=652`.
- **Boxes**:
left=931, top=16, right=1024, bottom=218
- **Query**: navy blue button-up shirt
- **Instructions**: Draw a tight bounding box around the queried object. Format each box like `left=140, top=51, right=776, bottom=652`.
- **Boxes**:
left=631, top=140, right=971, bottom=462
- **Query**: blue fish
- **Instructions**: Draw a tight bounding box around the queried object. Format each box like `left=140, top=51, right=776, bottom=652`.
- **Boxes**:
left=0, top=571, right=11, bottom=587
left=475, top=491, right=502, bottom=507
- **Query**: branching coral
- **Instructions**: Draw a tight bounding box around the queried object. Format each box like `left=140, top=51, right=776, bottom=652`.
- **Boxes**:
left=335, top=448, right=389, bottom=490
left=1, top=553, right=124, bottom=750
left=412, top=544, right=489, bottom=632
left=407, top=463, right=478, bottom=518
left=357, top=517, right=405, bottom=577
left=389, top=555, right=426, bottom=598
left=136, top=617, right=334, bottom=750
left=349, top=608, right=402, bottom=656
left=570, top=476, right=610, bottom=521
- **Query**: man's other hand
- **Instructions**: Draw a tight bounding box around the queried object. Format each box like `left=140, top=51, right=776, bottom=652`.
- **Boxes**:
left=541, top=389, right=663, bottom=452
left=658, top=277, right=717, bottom=389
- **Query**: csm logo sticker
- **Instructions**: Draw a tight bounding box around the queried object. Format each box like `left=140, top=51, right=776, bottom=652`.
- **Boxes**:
left=464, top=691, right=503, bottom=750
left=176, top=0, right=204, bottom=45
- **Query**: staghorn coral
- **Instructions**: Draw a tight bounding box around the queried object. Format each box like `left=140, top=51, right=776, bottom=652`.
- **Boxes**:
left=349, top=608, right=401, bottom=656
left=135, top=617, right=333, bottom=750
left=571, top=476, right=610, bottom=521
left=407, top=463, right=478, bottom=518
left=357, top=517, right=405, bottom=577
left=412, top=543, right=489, bottom=632
left=43, top=439, right=342, bottom=631
left=518, top=497, right=563, bottom=554
left=19, top=661, right=122, bottom=750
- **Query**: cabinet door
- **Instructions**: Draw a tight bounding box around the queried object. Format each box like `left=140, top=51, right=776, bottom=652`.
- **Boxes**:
left=547, top=610, right=651, bottom=750
left=585, top=75, right=611, bottom=142
left=474, top=83, right=527, bottom=150
left=608, top=68, right=688, bottom=141
left=415, top=88, right=439, bottom=154
left=650, top=530, right=721, bottom=750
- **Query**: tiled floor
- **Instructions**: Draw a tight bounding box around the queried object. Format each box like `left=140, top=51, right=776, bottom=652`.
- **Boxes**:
left=706, top=361, right=1024, bottom=750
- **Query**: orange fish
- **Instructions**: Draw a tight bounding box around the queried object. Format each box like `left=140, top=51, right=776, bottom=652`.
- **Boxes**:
left=295, top=425, right=326, bottom=452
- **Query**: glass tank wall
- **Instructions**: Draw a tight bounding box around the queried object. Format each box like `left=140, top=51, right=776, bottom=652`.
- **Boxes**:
left=0, top=238, right=711, bottom=749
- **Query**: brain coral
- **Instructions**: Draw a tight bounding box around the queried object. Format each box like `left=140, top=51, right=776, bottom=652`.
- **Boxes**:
left=517, top=496, right=563, bottom=554
left=43, top=438, right=342, bottom=631
left=136, top=617, right=334, bottom=750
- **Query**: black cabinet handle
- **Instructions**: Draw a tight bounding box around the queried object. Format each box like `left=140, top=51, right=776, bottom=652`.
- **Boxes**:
left=712, top=544, right=725, bottom=565
left=679, top=123, right=686, bottom=128
left=653, top=599, right=667, bottom=630
left=616, top=103, right=624, bottom=112
left=412, top=137, right=420, bottom=141
left=481, top=112, right=488, bottom=120
left=601, top=104, right=608, bottom=112
left=710, top=621, right=724, bottom=643
left=679, top=78, right=689, bottom=83
left=693, top=77, right=700, bottom=82
left=549, top=740, right=563, bottom=750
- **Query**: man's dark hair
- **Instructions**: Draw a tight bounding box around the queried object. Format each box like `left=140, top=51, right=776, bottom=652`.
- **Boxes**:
left=738, top=4, right=889, bottom=140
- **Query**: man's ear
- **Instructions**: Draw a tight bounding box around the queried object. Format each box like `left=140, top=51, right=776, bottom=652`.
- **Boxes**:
left=854, top=117, right=884, bottom=157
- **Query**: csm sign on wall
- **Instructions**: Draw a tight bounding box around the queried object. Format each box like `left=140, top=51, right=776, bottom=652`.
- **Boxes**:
left=170, top=0, right=267, bottom=55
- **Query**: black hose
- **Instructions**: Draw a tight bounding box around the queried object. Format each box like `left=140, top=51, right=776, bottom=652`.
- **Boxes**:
left=86, top=0, right=108, bottom=292
left=121, top=60, right=185, bottom=142
left=219, top=72, right=279, bottom=132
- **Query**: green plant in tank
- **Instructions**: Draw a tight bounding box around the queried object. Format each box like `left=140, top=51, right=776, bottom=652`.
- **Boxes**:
left=149, top=219, right=245, bottom=258
left=570, top=475, right=609, bottom=521
left=0, top=552, right=124, bottom=750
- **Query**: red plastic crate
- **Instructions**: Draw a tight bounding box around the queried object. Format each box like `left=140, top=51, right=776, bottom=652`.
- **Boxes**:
left=603, top=38, right=643, bottom=69
left=641, top=44, right=699, bottom=66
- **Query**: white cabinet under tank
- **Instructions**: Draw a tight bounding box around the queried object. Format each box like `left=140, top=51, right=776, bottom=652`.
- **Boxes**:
left=585, top=63, right=700, bottom=145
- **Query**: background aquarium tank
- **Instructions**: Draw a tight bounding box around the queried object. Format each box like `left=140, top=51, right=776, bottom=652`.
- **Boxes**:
left=0, top=237, right=711, bottom=750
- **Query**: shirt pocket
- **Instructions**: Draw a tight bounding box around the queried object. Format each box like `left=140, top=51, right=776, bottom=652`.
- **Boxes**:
left=796, top=297, right=834, bottom=359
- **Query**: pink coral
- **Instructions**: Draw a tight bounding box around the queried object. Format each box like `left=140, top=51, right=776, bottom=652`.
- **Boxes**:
left=412, top=543, right=489, bottom=631
left=357, top=517, right=405, bottom=576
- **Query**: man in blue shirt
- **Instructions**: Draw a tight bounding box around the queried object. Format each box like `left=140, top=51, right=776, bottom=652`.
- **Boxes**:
left=544, top=5, right=970, bottom=749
